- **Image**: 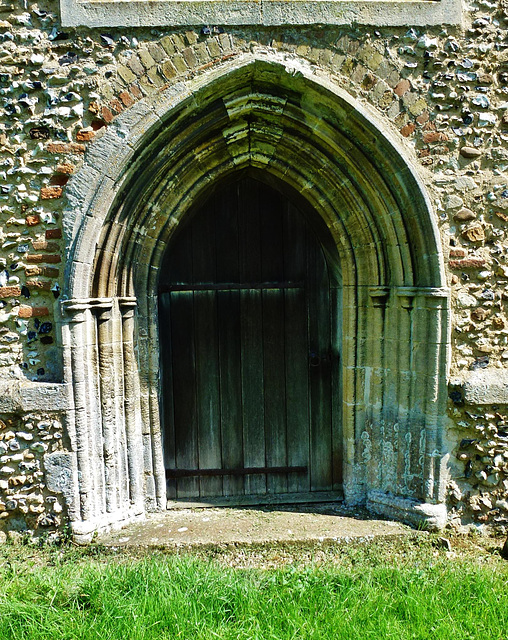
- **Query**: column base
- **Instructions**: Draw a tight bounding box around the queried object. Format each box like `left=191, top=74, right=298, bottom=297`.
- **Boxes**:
left=70, top=505, right=145, bottom=545
left=367, top=490, right=447, bottom=531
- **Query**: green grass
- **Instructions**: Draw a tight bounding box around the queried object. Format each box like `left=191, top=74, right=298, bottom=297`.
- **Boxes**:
left=0, top=538, right=507, bottom=640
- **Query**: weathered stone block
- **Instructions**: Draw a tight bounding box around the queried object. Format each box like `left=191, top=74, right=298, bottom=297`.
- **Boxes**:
left=394, top=79, right=410, bottom=96
left=400, top=122, right=415, bottom=137
left=452, top=370, right=508, bottom=405
left=44, top=452, right=76, bottom=509
left=117, top=64, right=137, bottom=85
left=118, top=91, right=135, bottom=108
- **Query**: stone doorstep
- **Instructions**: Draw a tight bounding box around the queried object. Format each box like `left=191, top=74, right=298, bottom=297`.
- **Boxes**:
left=96, top=504, right=414, bottom=549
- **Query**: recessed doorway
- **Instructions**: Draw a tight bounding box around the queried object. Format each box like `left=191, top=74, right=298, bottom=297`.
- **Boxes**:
left=158, top=175, right=342, bottom=506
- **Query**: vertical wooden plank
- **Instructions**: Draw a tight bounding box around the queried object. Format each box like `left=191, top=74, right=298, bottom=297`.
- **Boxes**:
left=158, top=292, right=176, bottom=499
left=166, top=222, right=198, bottom=497
left=193, top=292, right=222, bottom=497
left=160, top=223, right=196, bottom=500
left=260, top=186, right=287, bottom=494
left=307, top=227, right=333, bottom=491
left=239, top=178, right=261, bottom=283
left=262, top=289, right=287, bottom=493
left=192, top=203, right=222, bottom=498
left=260, top=185, right=285, bottom=283
left=284, top=201, right=310, bottom=493
left=238, top=179, right=266, bottom=495
left=170, top=290, right=199, bottom=497
left=216, top=184, right=243, bottom=496
left=217, top=290, right=243, bottom=495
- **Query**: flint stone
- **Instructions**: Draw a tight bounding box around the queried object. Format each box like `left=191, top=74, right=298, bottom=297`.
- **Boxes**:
left=457, top=292, right=478, bottom=308
left=471, top=307, right=489, bottom=321
left=460, top=146, right=482, bottom=158
left=446, top=194, right=464, bottom=210
left=454, top=207, right=476, bottom=221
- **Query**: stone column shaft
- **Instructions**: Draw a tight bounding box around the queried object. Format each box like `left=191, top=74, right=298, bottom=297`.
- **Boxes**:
left=119, top=297, right=144, bottom=510
left=62, top=301, right=95, bottom=522
left=394, top=289, right=416, bottom=496
left=367, top=287, right=389, bottom=490
left=92, top=299, right=123, bottom=514
left=414, top=288, right=450, bottom=502
left=147, top=304, right=166, bottom=509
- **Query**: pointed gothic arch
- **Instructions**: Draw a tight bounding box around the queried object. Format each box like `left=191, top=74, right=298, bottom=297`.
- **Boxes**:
left=59, top=53, right=449, bottom=539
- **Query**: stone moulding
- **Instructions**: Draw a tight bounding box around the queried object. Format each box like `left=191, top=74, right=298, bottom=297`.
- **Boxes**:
left=58, top=51, right=451, bottom=539
left=60, top=0, right=463, bottom=28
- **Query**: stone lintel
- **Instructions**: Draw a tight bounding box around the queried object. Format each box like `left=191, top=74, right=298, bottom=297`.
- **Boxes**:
left=367, top=490, right=447, bottom=531
left=60, top=0, right=463, bottom=28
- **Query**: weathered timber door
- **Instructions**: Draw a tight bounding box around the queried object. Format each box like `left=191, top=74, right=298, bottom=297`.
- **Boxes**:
left=159, top=176, right=341, bottom=504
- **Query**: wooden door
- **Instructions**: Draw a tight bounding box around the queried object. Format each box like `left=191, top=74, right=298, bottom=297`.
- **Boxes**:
left=158, top=176, right=341, bottom=504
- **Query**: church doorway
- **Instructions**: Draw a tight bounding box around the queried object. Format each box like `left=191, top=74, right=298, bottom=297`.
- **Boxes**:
left=158, top=175, right=342, bottom=505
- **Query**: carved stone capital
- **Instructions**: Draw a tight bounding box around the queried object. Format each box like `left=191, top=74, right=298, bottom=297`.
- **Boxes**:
left=89, top=298, right=114, bottom=322
left=368, top=286, right=390, bottom=308
left=119, top=297, right=138, bottom=320
left=61, top=299, right=91, bottom=323
left=396, top=286, right=417, bottom=310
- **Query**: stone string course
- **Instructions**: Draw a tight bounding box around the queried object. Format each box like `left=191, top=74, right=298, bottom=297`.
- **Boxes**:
left=0, top=0, right=507, bottom=537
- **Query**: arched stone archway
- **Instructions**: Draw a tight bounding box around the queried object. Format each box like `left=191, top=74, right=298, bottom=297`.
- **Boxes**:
left=60, top=52, right=450, bottom=539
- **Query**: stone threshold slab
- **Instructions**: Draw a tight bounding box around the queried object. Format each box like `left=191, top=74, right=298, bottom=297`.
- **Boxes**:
left=96, top=504, right=414, bottom=548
